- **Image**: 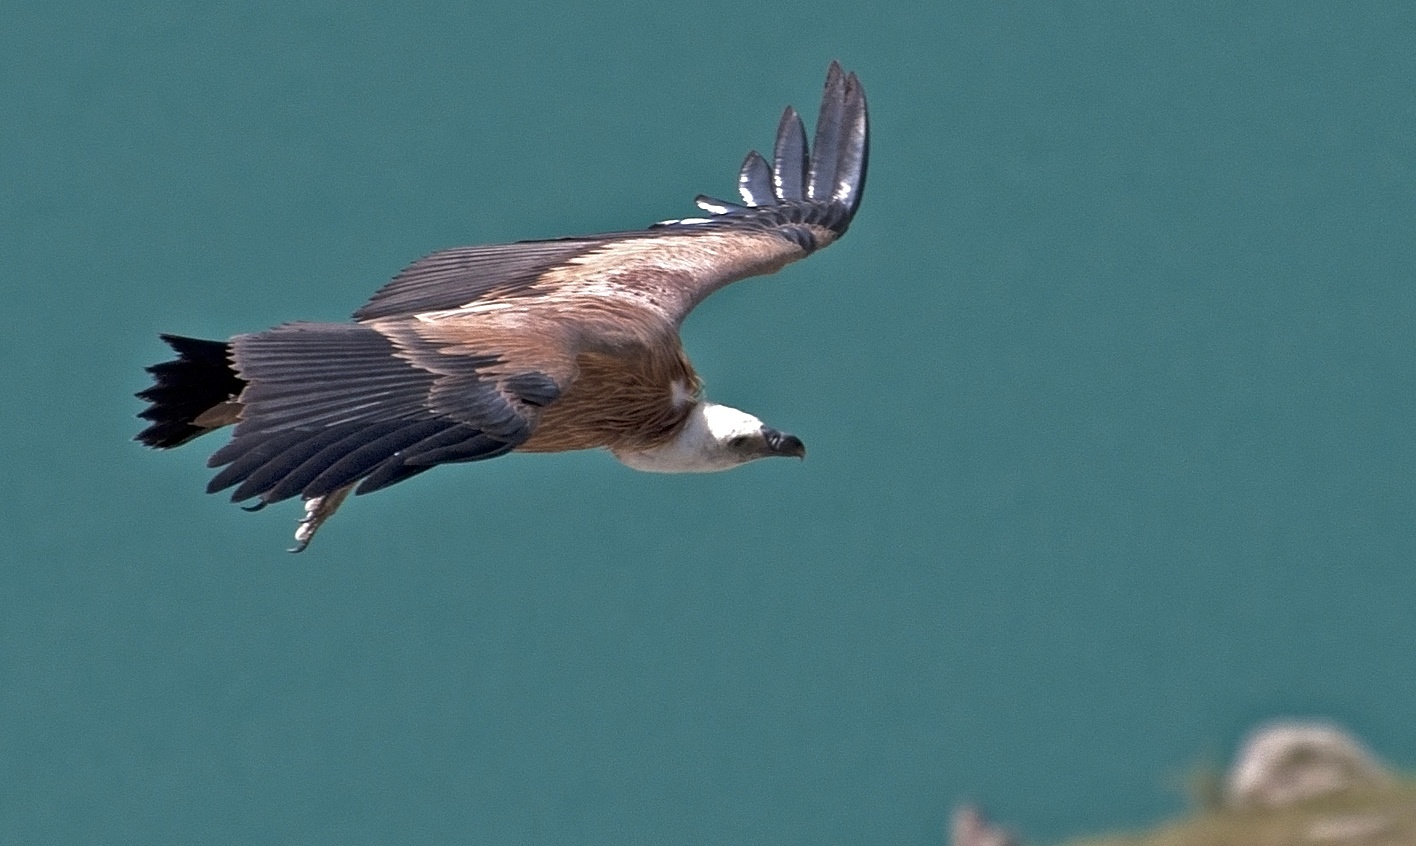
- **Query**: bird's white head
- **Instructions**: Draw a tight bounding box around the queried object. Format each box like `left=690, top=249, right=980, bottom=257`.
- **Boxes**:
left=613, top=401, right=806, bottom=474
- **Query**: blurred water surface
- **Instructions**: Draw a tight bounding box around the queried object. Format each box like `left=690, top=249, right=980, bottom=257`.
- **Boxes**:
left=3, top=2, right=1414, bottom=843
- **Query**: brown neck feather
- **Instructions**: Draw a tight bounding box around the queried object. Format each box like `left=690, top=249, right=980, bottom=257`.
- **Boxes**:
left=517, top=340, right=699, bottom=454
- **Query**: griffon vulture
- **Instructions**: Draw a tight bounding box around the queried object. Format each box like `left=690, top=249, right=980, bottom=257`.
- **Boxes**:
left=137, top=62, right=869, bottom=550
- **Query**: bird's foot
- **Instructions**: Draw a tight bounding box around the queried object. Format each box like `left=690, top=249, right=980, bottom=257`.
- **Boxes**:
left=288, top=484, right=354, bottom=553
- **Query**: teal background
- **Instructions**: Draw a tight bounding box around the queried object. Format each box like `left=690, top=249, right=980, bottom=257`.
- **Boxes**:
left=4, top=2, right=1415, bottom=843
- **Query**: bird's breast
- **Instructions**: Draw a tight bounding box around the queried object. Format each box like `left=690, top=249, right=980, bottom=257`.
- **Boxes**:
left=516, top=342, right=700, bottom=454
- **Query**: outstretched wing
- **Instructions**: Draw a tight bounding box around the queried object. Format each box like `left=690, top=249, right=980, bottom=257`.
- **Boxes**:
left=205, top=320, right=573, bottom=511
left=352, top=62, right=868, bottom=326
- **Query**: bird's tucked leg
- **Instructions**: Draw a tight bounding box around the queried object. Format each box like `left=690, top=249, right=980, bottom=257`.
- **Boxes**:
left=289, top=483, right=354, bottom=553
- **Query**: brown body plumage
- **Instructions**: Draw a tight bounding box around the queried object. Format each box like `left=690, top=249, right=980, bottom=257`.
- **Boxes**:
left=521, top=344, right=700, bottom=454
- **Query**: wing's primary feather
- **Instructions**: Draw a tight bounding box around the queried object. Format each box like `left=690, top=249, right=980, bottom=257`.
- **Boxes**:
left=807, top=62, right=848, bottom=203
left=738, top=151, right=775, bottom=206
left=639, top=60, right=869, bottom=319
left=658, top=59, right=867, bottom=241
left=830, top=68, right=869, bottom=216
left=772, top=107, right=808, bottom=202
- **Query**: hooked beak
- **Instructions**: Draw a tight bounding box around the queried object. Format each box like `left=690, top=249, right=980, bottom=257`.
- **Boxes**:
left=763, top=427, right=806, bottom=460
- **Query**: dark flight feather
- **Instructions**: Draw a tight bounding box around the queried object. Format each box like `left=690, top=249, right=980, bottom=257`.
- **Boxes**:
left=206, top=429, right=311, bottom=491
left=240, top=423, right=402, bottom=503
left=772, top=107, right=808, bottom=201
left=302, top=419, right=455, bottom=499
left=807, top=62, right=848, bottom=203
left=655, top=59, right=868, bottom=244
left=355, top=428, right=511, bottom=494
left=738, top=151, right=775, bottom=206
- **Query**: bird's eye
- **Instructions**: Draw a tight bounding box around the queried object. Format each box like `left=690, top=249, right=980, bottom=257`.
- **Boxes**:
left=728, top=435, right=750, bottom=448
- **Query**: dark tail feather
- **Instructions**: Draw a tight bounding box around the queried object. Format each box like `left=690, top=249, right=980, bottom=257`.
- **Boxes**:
left=136, top=334, right=245, bottom=449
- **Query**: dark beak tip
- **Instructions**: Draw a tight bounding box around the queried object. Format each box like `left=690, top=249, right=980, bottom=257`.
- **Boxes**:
left=763, top=426, right=805, bottom=460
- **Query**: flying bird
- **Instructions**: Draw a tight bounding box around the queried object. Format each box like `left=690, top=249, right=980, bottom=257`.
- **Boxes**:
left=137, top=62, right=869, bottom=551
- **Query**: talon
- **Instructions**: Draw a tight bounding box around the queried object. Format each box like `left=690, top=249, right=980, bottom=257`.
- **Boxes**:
left=286, top=484, right=354, bottom=553
left=241, top=500, right=267, bottom=512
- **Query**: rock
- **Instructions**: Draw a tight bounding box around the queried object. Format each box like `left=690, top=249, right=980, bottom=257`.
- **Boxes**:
left=949, top=804, right=1017, bottom=846
left=1306, top=813, right=1393, bottom=842
left=1224, top=720, right=1394, bottom=809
